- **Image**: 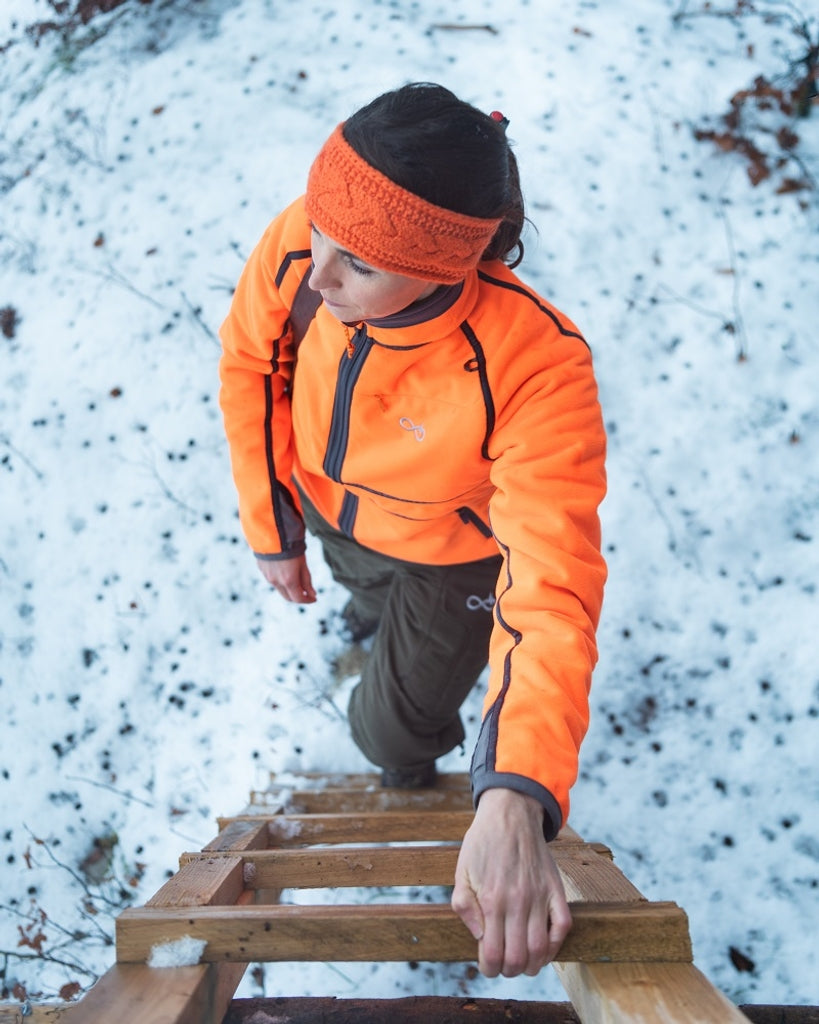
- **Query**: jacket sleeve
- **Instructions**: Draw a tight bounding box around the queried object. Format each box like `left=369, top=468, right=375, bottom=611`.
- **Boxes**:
left=218, top=198, right=312, bottom=559
left=471, top=326, right=607, bottom=839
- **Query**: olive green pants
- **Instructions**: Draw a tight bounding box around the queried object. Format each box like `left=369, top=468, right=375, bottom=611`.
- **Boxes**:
left=302, top=498, right=502, bottom=771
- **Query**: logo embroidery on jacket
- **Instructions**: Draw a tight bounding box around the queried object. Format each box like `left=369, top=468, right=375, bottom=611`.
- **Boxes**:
left=399, top=417, right=425, bottom=442
left=466, top=593, right=495, bottom=611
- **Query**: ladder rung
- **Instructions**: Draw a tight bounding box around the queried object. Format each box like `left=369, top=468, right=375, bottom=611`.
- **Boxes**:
left=261, top=770, right=471, bottom=790
left=224, top=995, right=581, bottom=1024
left=216, top=809, right=476, bottom=844
left=181, top=845, right=460, bottom=888
left=249, top=787, right=475, bottom=814
left=179, top=841, right=629, bottom=893
left=116, top=900, right=693, bottom=965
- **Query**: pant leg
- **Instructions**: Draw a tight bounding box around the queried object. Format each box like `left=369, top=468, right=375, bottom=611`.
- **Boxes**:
left=301, top=495, right=393, bottom=624
left=349, top=555, right=502, bottom=770
left=299, top=494, right=502, bottom=771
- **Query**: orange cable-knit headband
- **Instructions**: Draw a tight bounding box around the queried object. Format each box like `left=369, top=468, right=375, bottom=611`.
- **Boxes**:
left=305, top=124, right=503, bottom=284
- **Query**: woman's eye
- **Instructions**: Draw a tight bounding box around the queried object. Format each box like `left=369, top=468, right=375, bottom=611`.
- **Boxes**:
left=345, top=254, right=374, bottom=277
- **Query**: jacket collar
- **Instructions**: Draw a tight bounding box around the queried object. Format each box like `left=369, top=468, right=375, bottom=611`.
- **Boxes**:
left=366, top=282, right=463, bottom=329
left=361, top=272, right=479, bottom=346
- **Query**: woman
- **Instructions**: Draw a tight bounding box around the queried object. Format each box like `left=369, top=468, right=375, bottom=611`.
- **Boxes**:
left=219, top=82, right=607, bottom=978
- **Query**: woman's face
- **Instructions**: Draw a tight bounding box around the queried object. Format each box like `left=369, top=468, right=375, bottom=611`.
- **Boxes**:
left=308, top=224, right=438, bottom=322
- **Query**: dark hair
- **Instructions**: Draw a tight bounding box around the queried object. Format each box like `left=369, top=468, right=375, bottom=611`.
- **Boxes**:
left=343, top=82, right=525, bottom=268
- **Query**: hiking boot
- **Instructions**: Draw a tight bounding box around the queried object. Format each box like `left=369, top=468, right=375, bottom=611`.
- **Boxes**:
left=380, top=763, right=438, bottom=789
left=340, top=600, right=379, bottom=644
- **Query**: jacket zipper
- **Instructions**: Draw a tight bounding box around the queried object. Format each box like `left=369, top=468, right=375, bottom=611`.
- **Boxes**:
left=323, top=325, right=371, bottom=481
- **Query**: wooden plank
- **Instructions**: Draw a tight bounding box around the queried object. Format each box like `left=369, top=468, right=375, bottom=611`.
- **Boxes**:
left=202, top=819, right=269, bottom=853
left=56, top=962, right=246, bottom=1024
left=556, top=845, right=645, bottom=903
left=116, top=900, right=692, bottom=965
left=261, top=770, right=471, bottom=791
left=739, top=1009, right=819, bottom=1024
left=224, top=995, right=581, bottom=1023
left=0, top=1006, right=74, bottom=1023
left=214, top=813, right=600, bottom=848
left=146, top=857, right=244, bottom=908
left=182, top=845, right=461, bottom=889
left=553, top=835, right=747, bottom=1022
left=182, top=842, right=621, bottom=891
left=257, top=787, right=475, bottom=814
left=8, top=1002, right=815, bottom=1024
left=554, top=962, right=751, bottom=1024
left=217, top=809, right=476, bottom=844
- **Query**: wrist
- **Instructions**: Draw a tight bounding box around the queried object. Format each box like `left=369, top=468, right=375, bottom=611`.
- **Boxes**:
left=476, top=787, right=545, bottom=828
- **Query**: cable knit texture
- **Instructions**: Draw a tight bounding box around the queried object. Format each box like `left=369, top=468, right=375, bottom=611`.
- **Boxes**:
left=305, top=124, right=501, bottom=283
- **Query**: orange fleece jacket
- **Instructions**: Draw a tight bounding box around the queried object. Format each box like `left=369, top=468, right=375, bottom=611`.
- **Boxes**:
left=219, top=197, right=607, bottom=837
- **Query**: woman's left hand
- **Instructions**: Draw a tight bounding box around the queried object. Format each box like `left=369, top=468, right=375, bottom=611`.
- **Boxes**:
left=451, top=787, right=572, bottom=977
left=255, top=554, right=317, bottom=603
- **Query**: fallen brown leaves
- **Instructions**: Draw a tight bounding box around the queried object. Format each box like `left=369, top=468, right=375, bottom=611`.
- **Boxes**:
left=694, top=73, right=815, bottom=192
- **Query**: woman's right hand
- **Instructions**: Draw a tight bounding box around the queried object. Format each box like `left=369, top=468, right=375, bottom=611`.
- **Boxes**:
left=256, top=555, right=317, bottom=604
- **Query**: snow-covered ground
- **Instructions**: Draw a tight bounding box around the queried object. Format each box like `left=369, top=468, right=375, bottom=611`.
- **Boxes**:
left=1, top=0, right=817, bottom=1010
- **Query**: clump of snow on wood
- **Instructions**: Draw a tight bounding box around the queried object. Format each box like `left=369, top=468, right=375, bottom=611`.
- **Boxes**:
left=147, top=935, right=208, bottom=968
left=270, top=818, right=304, bottom=840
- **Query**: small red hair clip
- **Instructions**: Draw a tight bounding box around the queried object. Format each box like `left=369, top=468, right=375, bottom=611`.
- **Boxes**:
left=490, top=110, right=510, bottom=130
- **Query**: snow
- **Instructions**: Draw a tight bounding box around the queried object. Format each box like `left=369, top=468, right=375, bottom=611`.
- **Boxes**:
left=1, top=0, right=817, bottom=1010
left=147, top=935, right=207, bottom=969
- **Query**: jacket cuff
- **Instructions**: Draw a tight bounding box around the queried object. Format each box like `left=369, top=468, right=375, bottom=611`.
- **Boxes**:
left=470, top=769, right=563, bottom=842
left=253, top=540, right=307, bottom=561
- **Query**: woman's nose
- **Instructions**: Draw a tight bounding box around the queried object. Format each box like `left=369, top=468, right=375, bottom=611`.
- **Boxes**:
left=308, top=248, right=336, bottom=292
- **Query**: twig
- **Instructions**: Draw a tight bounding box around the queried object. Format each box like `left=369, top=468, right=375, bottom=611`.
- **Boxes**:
left=168, top=823, right=210, bottom=845
left=0, top=231, right=38, bottom=273
left=0, top=902, right=110, bottom=970
left=64, top=774, right=155, bottom=809
left=644, top=91, right=667, bottom=169
left=718, top=207, right=749, bottom=358
left=672, top=1, right=805, bottom=26
left=146, top=459, right=203, bottom=519
left=321, top=961, right=358, bottom=987
left=652, top=283, right=728, bottom=322
left=0, top=433, right=44, bottom=479
left=86, top=262, right=165, bottom=309
left=180, top=290, right=219, bottom=346
left=429, top=23, right=499, bottom=34
left=786, top=147, right=819, bottom=189
left=3, top=896, right=111, bottom=950
left=276, top=674, right=348, bottom=723
left=0, top=946, right=99, bottom=979
left=22, top=826, right=125, bottom=911
left=52, top=131, right=112, bottom=173
left=209, top=273, right=239, bottom=295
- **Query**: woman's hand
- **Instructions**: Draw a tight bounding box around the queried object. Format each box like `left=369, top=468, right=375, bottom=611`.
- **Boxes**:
left=256, top=555, right=317, bottom=603
left=451, top=787, right=572, bottom=977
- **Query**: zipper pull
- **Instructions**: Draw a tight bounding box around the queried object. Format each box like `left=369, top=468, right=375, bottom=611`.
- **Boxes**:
left=343, top=325, right=355, bottom=359
left=344, top=323, right=365, bottom=359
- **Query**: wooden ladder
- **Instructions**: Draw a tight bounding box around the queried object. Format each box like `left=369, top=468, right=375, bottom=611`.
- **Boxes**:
left=45, top=771, right=750, bottom=1023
